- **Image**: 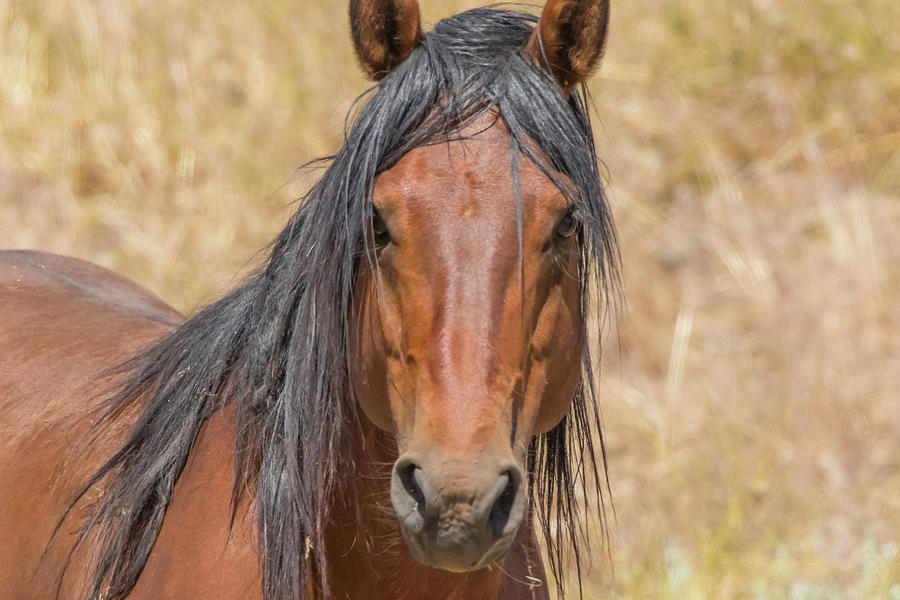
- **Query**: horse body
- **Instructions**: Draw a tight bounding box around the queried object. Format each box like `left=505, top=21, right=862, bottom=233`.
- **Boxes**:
left=0, top=251, right=545, bottom=599
left=0, top=251, right=183, bottom=597
left=1, top=2, right=619, bottom=598
left=0, top=253, right=270, bottom=600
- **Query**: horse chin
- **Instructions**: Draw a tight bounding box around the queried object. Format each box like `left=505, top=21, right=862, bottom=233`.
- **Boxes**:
left=400, top=526, right=517, bottom=573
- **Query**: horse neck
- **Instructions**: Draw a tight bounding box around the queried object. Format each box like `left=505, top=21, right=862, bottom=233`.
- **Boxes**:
left=335, top=407, right=398, bottom=521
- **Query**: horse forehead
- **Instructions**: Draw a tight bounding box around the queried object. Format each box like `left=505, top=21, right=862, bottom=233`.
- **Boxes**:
left=375, top=129, right=560, bottom=219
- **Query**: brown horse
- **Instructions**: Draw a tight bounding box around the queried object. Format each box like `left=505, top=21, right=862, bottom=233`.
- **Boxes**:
left=0, top=1, right=619, bottom=599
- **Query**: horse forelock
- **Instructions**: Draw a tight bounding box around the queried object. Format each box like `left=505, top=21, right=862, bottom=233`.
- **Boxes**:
left=63, top=7, right=620, bottom=600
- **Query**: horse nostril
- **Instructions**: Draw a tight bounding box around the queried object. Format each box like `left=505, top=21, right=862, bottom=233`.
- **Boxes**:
left=396, top=459, right=427, bottom=518
left=487, top=469, right=520, bottom=539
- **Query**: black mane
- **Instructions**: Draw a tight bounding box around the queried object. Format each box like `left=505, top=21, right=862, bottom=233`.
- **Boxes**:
left=59, top=7, right=620, bottom=599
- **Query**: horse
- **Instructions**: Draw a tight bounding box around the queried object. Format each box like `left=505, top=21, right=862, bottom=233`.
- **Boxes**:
left=0, top=1, right=620, bottom=598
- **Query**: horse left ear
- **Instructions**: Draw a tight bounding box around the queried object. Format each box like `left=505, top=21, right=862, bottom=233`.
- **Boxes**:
left=525, top=0, right=611, bottom=92
left=349, top=0, right=424, bottom=81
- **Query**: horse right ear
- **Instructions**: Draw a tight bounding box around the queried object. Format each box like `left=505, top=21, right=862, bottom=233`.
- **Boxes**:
left=349, top=0, right=424, bottom=81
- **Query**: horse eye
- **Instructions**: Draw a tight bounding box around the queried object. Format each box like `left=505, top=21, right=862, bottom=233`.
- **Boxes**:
left=371, top=207, right=391, bottom=248
left=555, top=209, right=579, bottom=240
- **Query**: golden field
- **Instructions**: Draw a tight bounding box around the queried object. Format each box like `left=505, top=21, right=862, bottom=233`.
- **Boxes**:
left=1, top=0, right=898, bottom=598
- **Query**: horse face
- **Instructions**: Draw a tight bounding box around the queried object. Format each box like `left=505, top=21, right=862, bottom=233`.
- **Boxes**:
left=350, top=118, right=583, bottom=571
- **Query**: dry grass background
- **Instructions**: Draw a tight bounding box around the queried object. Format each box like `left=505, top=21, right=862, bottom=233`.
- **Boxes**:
left=2, top=0, right=899, bottom=597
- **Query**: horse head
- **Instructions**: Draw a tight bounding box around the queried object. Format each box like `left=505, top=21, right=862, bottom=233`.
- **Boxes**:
left=348, top=0, right=612, bottom=572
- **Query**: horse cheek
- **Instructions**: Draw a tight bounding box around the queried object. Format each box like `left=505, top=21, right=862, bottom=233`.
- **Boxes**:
left=350, top=283, right=394, bottom=431
left=532, top=278, right=583, bottom=434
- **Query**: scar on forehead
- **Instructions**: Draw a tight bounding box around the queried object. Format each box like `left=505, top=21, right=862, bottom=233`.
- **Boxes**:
left=465, top=170, right=485, bottom=190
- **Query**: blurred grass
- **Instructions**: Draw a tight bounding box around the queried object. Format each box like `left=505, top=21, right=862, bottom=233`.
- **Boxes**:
left=1, top=0, right=898, bottom=598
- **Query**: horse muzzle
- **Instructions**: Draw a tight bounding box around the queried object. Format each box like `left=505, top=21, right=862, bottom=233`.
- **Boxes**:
left=390, top=453, right=525, bottom=571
